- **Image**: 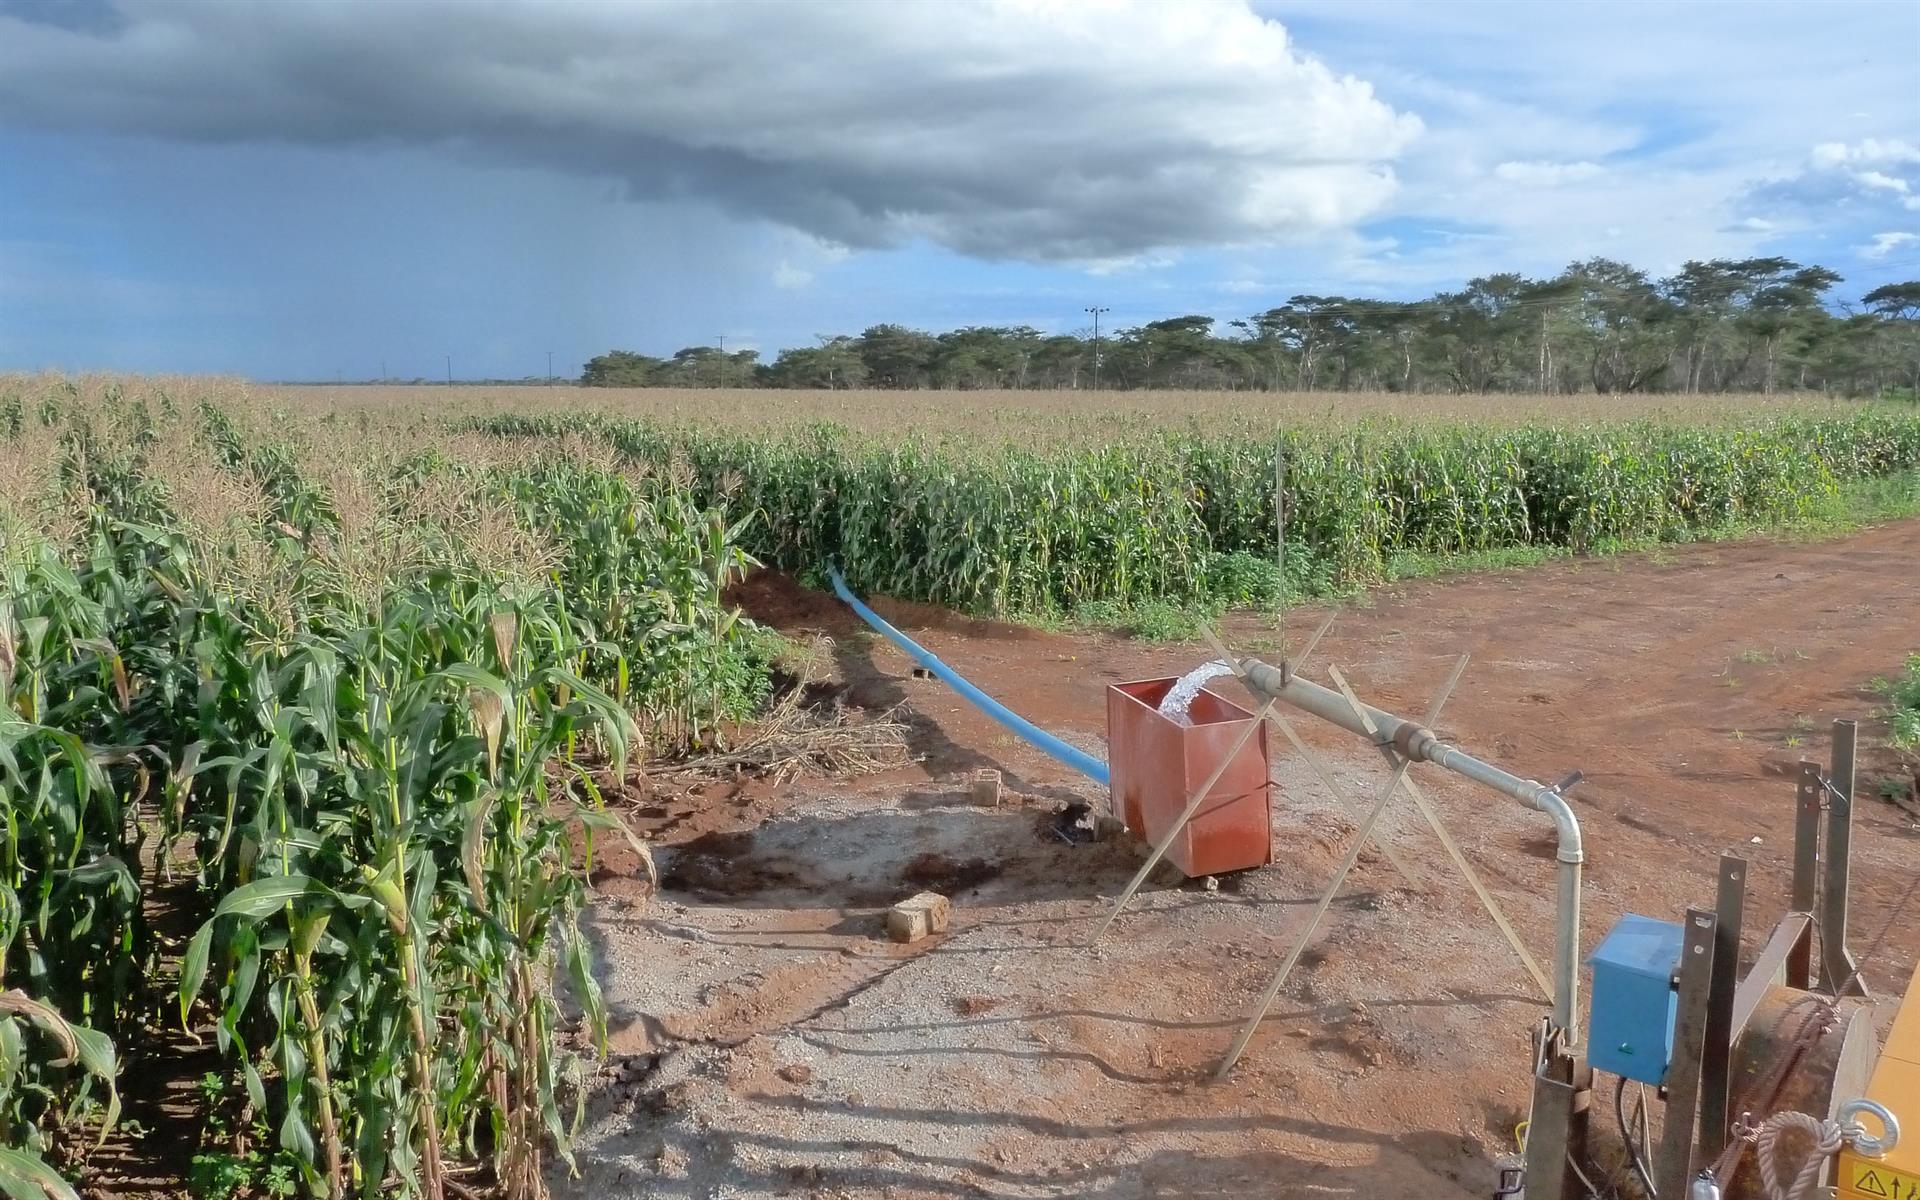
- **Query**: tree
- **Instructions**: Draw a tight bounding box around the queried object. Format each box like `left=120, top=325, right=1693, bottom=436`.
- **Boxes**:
left=1429, top=275, right=1534, bottom=393
left=1864, top=281, right=1920, bottom=394
left=1665, top=260, right=1746, bottom=393
left=574, top=256, right=1906, bottom=397
left=579, top=350, right=665, bottom=387
left=1864, top=282, right=1920, bottom=320
left=1730, top=260, right=1841, bottom=394
left=634, top=345, right=762, bottom=388
left=767, top=337, right=868, bottom=389
left=1112, top=316, right=1223, bottom=388
left=1245, top=298, right=1359, bottom=391
left=929, top=326, right=1043, bottom=389
left=1029, top=334, right=1088, bottom=389
left=1561, top=258, right=1677, bottom=393
left=855, top=325, right=939, bottom=388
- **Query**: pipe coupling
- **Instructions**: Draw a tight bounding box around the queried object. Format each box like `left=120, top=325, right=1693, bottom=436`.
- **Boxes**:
left=1393, top=723, right=1438, bottom=762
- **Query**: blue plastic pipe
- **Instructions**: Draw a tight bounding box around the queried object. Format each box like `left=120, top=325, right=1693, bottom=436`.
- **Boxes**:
left=826, top=567, right=1110, bottom=786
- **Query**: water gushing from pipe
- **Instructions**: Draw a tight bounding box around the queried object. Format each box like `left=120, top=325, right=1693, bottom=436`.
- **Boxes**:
left=1157, top=660, right=1236, bottom=725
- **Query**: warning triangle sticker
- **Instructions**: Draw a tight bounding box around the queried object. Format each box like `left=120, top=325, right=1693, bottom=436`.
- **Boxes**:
left=1857, top=1168, right=1890, bottom=1198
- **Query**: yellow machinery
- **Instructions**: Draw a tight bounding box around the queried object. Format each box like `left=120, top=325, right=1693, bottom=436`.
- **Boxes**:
left=1838, top=963, right=1917, bottom=1200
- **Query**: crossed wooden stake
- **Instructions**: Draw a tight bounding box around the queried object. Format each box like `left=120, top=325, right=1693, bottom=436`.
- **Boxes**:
left=1088, top=619, right=1553, bottom=1080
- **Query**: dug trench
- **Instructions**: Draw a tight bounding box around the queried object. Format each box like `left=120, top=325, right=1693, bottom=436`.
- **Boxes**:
left=561, top=518, right=1920, bottom=1200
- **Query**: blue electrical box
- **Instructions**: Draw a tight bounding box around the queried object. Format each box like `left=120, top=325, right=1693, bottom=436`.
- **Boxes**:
left=1587, top=914, right=1685, bottom=1085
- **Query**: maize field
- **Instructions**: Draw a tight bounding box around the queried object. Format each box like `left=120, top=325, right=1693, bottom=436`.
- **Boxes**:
left=463, top=405, right=1920, bottom=615
left=0, top=378, right=773, bottom=1198
left=2, top=375, right=1918, bottom=1197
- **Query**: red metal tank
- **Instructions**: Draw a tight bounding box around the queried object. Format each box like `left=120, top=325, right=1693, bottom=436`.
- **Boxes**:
left=1106, top=678, right=1272, bottom=878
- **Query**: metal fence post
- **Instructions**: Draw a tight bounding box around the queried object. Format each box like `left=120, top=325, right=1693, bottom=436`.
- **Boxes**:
left=1822, top=719, right=1867, bottom=997
left=1701, top=856, right=1746, bottom=1159
left=1789, top=762, right=1821, bottom=990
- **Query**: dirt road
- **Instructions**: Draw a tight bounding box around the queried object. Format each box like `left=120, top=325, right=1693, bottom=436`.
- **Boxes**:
left=565, top=519, right=1920, bottom=1199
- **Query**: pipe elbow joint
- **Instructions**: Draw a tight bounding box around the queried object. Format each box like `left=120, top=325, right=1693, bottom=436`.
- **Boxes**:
left=1532, top=788, right=1584, bottom=865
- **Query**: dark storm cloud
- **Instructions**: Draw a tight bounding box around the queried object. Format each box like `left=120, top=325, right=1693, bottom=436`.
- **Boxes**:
left=0, top=0, right=1418, bottom=261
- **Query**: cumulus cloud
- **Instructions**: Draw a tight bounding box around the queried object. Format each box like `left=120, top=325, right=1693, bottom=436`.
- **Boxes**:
left=1811, top=138, right=1920, bottom=169
left=0, top=0, right=1419, bottom=262
left=1492, top=160, right=1604, bottom=186
left=1745, top=138, right=1920, bottom=218
left=1861, top=231, right=1918, bottom=260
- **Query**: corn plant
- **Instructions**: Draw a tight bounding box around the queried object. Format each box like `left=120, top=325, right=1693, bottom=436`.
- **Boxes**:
left=1, top=383, right=773, bottom=1198
left=0, top=545, right=135, bottom=1198
left=175, top=584, right=637, bottom=1199
left=464, top=404, right=1920, bottom=614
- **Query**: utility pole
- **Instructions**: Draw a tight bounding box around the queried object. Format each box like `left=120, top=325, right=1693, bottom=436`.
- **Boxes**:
left=716, top=335, right=726, bottom=388
left=380, top=359, right=387, bottom=383
left=1085, top=306, right=1110, bottom=391
left=445, top=355, right=453, bottom=386
left=546, top=350, right=553, bottom=386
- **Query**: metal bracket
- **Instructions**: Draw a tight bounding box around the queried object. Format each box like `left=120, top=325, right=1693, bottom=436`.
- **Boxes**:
left=1787, top=723, right=1871, bottom=998
left=1522, top=1019, right=1592, bottom=1200
left=1789, top=761, right=1821, bottom=990
left=1821, top=719, right=1868, bottom=999
left=1656, top=908, right=1720, bottom=1197
left=1700, top=856, right=1746, bottom=1159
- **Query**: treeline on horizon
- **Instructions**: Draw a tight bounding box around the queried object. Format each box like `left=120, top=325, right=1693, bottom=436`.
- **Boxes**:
left=582, top=257, right=1920, bottom=396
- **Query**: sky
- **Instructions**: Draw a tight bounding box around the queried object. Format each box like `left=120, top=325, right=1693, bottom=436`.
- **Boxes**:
left=0, top=0, right=1916, bottom=380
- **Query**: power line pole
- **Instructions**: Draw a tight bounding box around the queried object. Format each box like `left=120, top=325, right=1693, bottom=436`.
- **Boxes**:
left=717, top=335, right=726, bottom=388
left=1085, top=306, right=1110, bottom=391
left=380, top=359, right=387, bottom=383
left=445, top=355, right=453, bottom=387
left=546, top=350, right=553, bottom=386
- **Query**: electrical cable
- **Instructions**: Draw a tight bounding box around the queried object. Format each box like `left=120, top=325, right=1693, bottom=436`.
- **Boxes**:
left=1566, top=1149, right=1605, bottom=1200
left=1510, top=1078, right=1601, bottom=1199
left=1617, top=1075, right=1660, bottom=1198
left=1636, top=1082, right=1656, bottom=1194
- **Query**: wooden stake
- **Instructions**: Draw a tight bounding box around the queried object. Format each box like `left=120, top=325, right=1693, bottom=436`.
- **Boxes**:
left=1325, top=665, right=1551, bottom=1004
left=1215, top=656, right=1467, bottom=1078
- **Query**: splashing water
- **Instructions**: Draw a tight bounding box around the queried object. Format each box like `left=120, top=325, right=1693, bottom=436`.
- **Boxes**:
left=1157, top=660, right=1236, bottom=725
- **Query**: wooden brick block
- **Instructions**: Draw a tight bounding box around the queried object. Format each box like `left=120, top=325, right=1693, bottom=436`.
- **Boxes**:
left=969, top=769, right=1003, bottom=808
left=886, top=891, right=952, bottom=943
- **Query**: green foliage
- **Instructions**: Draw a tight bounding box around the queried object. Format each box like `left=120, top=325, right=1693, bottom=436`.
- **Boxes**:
left=189, top=1075, right=303, bottom=1200
left=0, top=384, right=777, bottom=1198
left=578, top=261, right=1920, bottom=396
left=580, top=347, right=758, bottom=388
left=1878, top=654, right=1920, bottom=749
left=465, top=407, right=1920, bottom=617
left=1118, top=599, right=1222, bottom=643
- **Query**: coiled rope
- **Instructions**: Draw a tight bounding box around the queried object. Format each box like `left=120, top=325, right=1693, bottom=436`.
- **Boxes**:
left=1752, top=1110, right=1846, bottom=1200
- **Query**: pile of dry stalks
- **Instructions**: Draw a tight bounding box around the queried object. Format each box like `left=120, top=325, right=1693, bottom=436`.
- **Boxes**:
left=669, top=679, right=915, bottom=785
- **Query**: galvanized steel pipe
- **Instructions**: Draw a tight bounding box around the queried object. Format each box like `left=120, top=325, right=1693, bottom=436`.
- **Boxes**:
left=1235, top=658, right=1585, bottom=1038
